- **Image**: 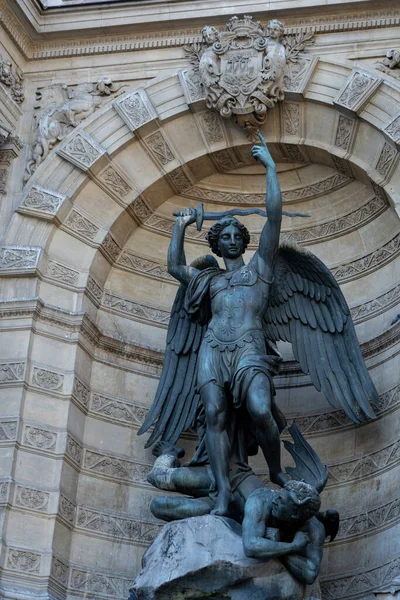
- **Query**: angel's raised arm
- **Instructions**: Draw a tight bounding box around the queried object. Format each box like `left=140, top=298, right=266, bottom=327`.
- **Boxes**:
left=251, top=134, right=282, bottom=279
left=168, top=207, right=200, bottom=286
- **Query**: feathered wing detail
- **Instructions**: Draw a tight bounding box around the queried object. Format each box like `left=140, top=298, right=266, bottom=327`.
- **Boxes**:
left=264, top=244, right=378, bottom=424
left=138, top=255, right=219, bottom=448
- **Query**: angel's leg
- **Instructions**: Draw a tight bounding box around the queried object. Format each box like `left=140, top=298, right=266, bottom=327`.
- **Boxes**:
left=246, top=373, right=288, bottom=487
left=201, top=382, right=233, bottom=516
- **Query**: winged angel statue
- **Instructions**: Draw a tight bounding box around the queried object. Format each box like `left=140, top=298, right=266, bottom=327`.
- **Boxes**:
left=139, top=134, right=377, bottom=517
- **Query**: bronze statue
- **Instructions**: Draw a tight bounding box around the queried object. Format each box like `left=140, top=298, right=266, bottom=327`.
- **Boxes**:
left=139, top=133, right=377, bottom=517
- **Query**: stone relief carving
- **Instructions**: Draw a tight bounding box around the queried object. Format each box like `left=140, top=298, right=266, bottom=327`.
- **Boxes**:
left=337, top=495, right=400, bottom=541
left=331, top=232, right=400, bottom=282
left=283, top=55, right=317, bottom=94
left=376, top=142, right=398, bottom=178
left=184, top=17, right=313, bottom=133
left=116, top=250, right=174, bottom=282
left=7, top=549, right=41, bottom=574
left=51, top=557, right=69, bottom=586
left=144, top=131, right=175, bottom=166
left=335, top=114, right=355, bottom=150
left=86, top=275, right=103, bottom=304
left=198, top=111, right=224, bottom=143
left=283, top=102, right=300, bottom=135
left=24, top=78, right=123, bottom=181
left=64, top=209, right=99, bottom=242
left=350, top=282, right=400, bottom=323
left=66, top=435, right=83, bottom=466
left=102, top=291, right=170, bottom=325
left=73, top=378, right=90, bottom=409
left=335, top=69, right=381, bottom=112
left=83, top=449, right=151, bottom=484
left=59, top=495, right=75, bottom=524
left=0, top=362, right=25, bottom=383
left=69, top=567, right=131, bottom=599
left=97, top=165, right=132, bottom=200
left=383, top=114, right=400, bottom=145
left=15, top=486, right=49, bottom=512
left=100, top=233, right=121, bottom=263
left=375, top=49, right=400, bottom=78
left=114, top=88, right=157, bottom=131
left=57, top=131, right=105, bottom=171
left=167, top=167, right=192, bottom=192
left=76, top=506, right=161, bottom=543
left=129, top=197, right=152, bottom=222
left=19, top=185, right=66, bottom=217
left=0, top=246, right=40, bottom=272
left=23, top=426, right=57, bottom=452
left=32, top=367, right=64, bottom=391
left=0, top=54, right=24, bottom=104
left=0, top=420, right=17, bottom=441
left=321, top=556, right=400, bottom=600
left=46, top=260, right=79, bottom=286
left=91, top=393, right=149, bottom=427
left=0, top=482, right=9, bottom=502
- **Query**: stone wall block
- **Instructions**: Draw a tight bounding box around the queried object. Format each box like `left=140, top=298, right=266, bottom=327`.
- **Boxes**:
left=18, top=184, right=67, bottom=221
left=334, top=68, right=382, bottom=116
left=31, top=366, right=65, bottom=394
left=56, top=130, right=107, bottom=173
left=0, top=246, right=41, bottom=276
left=333, top=113, right=357, bottom=154
left=113, top=88, right=158, bottom=133
left=95, top=163, right=134, bottom=206
left=374, top=141, right=399, bottom=183
left=178, top=69, right=206, bottom=110
left=0, top=362, right=25, bottom=385
left=283, top=55, right=319, bottom=100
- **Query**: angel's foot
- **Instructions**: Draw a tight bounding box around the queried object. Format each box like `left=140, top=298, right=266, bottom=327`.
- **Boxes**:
left=270, top=470, right=290, bottom=488
left=210, top=489, right=234, bottom=517
left=152, top=441, right=185, bottom=459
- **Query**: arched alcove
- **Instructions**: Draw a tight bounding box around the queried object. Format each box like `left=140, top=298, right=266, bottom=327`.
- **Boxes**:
left=0, top=60, right=399, bottom=599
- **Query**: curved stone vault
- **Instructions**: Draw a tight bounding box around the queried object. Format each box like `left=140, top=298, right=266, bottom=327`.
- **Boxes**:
left=0, top=58, right=399, bottom=599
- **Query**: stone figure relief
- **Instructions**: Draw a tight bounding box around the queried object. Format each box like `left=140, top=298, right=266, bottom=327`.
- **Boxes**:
left=133, top=134, right=378, bottom=599
left=184, top=16, right=314, bottom=134
left=24, top=77, right=125, bottom=182
left=0, top=54, right=24, bottom=104
left=375, top=49, right=400, bottom=78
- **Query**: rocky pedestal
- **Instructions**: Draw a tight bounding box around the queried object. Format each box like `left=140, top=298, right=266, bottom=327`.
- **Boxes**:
left=130, top=515, right=321, bottom=600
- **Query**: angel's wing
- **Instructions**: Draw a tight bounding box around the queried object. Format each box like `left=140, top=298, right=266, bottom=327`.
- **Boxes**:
left=264, top=244, right=378, bottom=424
left=138, top=256, right=218, bottom=447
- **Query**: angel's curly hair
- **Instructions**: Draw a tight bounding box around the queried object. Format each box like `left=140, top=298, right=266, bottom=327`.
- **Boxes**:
left=206, top=217, right=250, bottom=257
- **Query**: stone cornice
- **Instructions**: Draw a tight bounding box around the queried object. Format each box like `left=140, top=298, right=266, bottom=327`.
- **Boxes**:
left=2, top=0, right=400, bottom=60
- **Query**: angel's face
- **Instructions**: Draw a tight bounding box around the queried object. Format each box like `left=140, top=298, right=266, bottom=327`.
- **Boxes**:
left=267, top=20, right=284, bottom=41
left=218, top=225, right=244, bottom=259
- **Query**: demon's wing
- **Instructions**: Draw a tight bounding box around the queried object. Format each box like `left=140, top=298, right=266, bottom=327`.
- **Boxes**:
left=138, top=255, right=218, bottom=447
left=264, top=244, right=378, bottom=423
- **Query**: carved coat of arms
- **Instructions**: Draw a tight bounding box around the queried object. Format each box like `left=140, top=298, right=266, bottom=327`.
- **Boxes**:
left=185, top=16, right=314, bottom=133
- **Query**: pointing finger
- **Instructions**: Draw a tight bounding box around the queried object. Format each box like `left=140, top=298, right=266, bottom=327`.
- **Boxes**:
left=257, top=130, right=267, bottom=148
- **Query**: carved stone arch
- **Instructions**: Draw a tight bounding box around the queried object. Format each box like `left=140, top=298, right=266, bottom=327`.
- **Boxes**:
left=0, top=61, right=400, bottom=599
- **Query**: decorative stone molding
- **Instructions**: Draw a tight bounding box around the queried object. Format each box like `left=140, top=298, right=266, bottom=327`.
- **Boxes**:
left=321, top=556, right=400, bottom=600
left=99, top=232, right=121, bottom=264
left=375, top=49, right=400, bottom=79
left=0, top=54, right=24, bottom=104
left=0, top=246, right=40, bottom=274
left=331, top=232, right=400, bottom=283
left=334, top=68, right=381, bottom=115
left=283, top=55, right=318, bottom=97
left=282, top=102, right=301, bottom=136
left=51, top=557, right=69, bottom=587
left=0, top=362, right=25, bottom=384
left=166, top=166, right=193, bottom=193
left=23, top=426, right=57, bottom=452
left=63, top=208, right=100, bottom=244
left=85, top=275, right=103, bottom=306
left=178, top=68, right=205, bottom=106
left=116, top=250, right=173, bottom=282
left=58, top=495, right=75, bottom=525
left=66, top=435, right=83, bottom=467
left=83, top=449, right=151, bottom=485
left=76, top=505, right=161, bottom=543
left=350, top=283, right=400, bottom=323
left=0, top=420, right=18, bottom=441
left=114, top=88, right=157, bottom=132
left=383, top=113, right=400, bottom=146
left=56, top=130, right=106, bottom=171
left=197, top=111, right=225, bottom=144
left=91, top=393, right=149, bottom=428
left=15, top=486, right=49, bottom=513
left=334, top=114, right=356, bottom=151
left=69, top=565, right=131, bottom=599
left=45, top=259, right=79, bottom=287
left=336, top=495, right=400, bottom=542
left=96, top=164, right=133, bottom=203
left=102, top=291, right=170, bottom=325
left=6, top=548, right=41, bottom=574
left=0, top=481, right=9, bottom=502
left=376, top=142, right=398, bottom=179
left=128, top=196, right=153, bottom=222
left=143, top=130, right=175, bottom=166
left=32, top=366, right=64, bottom=392
left=72, top=378, right=90, bottom=410
left=18, top=184, right=66, bottom=219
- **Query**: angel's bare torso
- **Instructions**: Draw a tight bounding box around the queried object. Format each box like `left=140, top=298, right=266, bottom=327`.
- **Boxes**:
left=208, top=257, right=270, bottom=343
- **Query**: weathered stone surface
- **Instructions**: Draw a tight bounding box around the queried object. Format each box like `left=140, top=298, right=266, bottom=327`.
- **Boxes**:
left=132, top=515, right=321, bottom=600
